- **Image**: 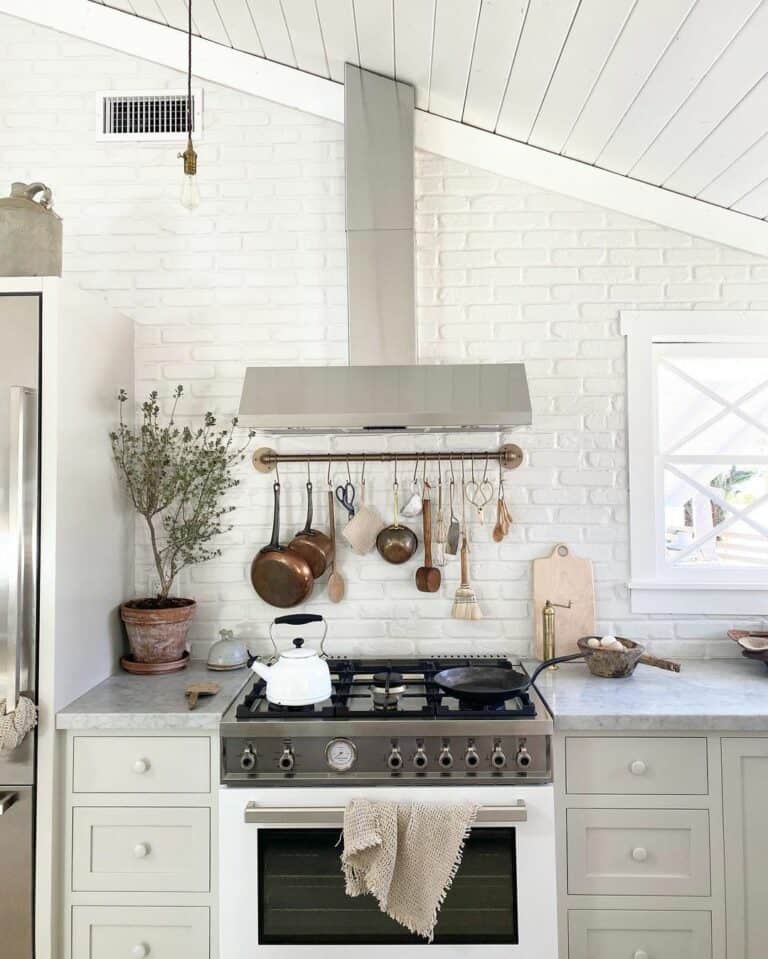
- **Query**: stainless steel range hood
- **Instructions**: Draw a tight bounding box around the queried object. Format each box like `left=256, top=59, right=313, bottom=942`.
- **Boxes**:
left=239, top=64, right=531, bottom=434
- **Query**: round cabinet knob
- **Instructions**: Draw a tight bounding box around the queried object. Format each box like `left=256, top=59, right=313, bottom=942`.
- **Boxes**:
left=631, top=846, right=648, bottom=863
left=133, top=843, right=150, bottom=859
left=132, top=759, right=149, bottom=775
left=131, top=944, right=149, bottom=959
left=629, top=760, right=647, bottom=776
left=634, top=951, right=649, bottom=959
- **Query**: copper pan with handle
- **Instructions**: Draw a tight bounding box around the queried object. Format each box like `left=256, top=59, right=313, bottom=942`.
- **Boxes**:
left=251, top=482, right=314, bottom=608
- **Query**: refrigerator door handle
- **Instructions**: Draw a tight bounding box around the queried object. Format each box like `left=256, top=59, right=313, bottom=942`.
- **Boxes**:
left=6, top=387, right=35, bottom=713
left=0, top=792, right=18, bottom=814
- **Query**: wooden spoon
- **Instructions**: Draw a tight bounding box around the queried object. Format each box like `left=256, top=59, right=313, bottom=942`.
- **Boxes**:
left=415, top=487, right=441, bottom=593
left=492, top=496, right=505, bottom=543
left=327, top=488, right=345, bottom=603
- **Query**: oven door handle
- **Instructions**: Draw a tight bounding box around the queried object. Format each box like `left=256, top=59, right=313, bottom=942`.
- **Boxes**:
left=243, top=800, right=527, bottom=826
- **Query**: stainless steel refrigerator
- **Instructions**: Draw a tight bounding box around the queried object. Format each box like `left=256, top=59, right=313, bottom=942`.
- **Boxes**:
left=0, top=293, right=40, bottom=959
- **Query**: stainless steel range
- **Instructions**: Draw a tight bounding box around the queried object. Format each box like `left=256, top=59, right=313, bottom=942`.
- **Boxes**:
left=220, top=656, right=553, bottom=785
left=219, top=655, right=558, bottom=956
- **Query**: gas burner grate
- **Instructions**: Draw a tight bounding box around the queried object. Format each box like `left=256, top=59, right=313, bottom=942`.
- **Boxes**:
left=234, top=656, right=539, bottom=721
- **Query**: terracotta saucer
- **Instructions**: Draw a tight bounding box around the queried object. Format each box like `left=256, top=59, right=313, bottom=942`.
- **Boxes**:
left=120, top=651, right=190, bottom=675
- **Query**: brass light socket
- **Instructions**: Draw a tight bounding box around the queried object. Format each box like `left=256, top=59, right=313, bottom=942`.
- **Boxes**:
left=179, top=139, right=197, bottom=175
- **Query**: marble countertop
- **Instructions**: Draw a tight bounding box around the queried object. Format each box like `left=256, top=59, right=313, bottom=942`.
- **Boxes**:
left=56, top=657, right=768, bottom=733
left=56, top=661, right=251, bottom=730
left=534, top=657, right=768, bottom=731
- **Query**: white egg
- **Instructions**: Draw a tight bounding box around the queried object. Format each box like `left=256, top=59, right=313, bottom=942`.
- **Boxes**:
left=600, top=635, right=617, bottom=648
left=586, top=637, right=601, bottom=649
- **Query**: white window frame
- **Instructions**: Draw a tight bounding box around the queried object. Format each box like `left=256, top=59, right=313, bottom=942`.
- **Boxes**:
left=622, top=310, right=768, bottom=615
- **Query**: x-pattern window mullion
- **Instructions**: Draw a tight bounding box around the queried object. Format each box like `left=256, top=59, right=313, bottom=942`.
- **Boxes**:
left=660, top=359, right=768, bottom=456
left=665, top=462, right=768, bottom=540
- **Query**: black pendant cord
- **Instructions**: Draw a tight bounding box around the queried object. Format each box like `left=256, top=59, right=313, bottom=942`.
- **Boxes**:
left=187, top=0, right=193, bottom=141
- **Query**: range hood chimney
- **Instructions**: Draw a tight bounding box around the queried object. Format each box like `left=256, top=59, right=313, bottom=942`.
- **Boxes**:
left=239, top=64, right=532, bottom=433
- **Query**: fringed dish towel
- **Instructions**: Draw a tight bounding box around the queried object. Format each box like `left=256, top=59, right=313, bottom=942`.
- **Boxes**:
left=341, top=798, right=478, bottom=942
left=0, top=696, right=37, bottom=751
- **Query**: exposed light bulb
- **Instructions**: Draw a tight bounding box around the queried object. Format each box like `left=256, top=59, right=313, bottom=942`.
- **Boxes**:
left=180, top=173, right=201, bottom=211
left=178, top=136, right=200, bottom=210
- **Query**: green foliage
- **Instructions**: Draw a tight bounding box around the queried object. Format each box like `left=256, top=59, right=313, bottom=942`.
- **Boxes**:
left=110, top=386, right=254, bottom=601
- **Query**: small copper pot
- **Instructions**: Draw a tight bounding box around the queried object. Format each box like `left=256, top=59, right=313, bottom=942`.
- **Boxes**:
left=376, top=482, right=418, bottom=565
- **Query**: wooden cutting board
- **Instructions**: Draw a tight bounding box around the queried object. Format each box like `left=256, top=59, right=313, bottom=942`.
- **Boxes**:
left=532, top=544, right=596, bottom=660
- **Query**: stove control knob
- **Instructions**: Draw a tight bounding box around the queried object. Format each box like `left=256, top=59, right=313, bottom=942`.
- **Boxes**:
left=413, top=746, right=428, bottom=770
left=278, top=747, right=295, bottom=772
left=239, top=745, right=257, bottom=772
left=438, top=747, right=454, bottom=769
left=516, top=746, right=532, bottom=769
left=464, top=745, right=480, bottom=769
left=387, top=747, right=404, bottom=771
left=491, top=744, right=507, bottom=769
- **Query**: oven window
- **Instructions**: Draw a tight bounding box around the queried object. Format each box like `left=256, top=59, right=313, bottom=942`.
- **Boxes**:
left=258, top=827, right=519, bottom=945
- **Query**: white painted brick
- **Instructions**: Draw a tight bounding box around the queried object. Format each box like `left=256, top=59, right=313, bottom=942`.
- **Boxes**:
left=3, top=13, right=763, bottom=660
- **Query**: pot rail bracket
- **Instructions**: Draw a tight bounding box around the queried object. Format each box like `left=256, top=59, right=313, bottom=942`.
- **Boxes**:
left=252, top=444, right=524, bottom=474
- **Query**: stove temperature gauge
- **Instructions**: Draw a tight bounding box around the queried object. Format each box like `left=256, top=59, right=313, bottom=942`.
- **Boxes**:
left=325, top=738, right=357, bottom=772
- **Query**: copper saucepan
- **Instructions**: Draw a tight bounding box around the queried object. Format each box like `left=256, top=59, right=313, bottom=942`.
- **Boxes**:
left=377, top=481, right=418, bottom=565
left=288, top=481, right=332, bottom=578
left=251, top=482, right=314, bottom=608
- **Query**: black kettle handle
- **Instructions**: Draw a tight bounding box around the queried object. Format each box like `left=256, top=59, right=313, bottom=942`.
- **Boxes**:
left=274, top=613, right=324, bottom=626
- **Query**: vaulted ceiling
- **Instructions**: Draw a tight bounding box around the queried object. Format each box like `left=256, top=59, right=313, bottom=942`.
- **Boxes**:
left=91, top=0, right=768, bottom=221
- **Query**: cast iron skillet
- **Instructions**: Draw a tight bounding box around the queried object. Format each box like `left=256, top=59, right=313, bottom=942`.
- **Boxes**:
left=434, top=653, right=583, bottom=706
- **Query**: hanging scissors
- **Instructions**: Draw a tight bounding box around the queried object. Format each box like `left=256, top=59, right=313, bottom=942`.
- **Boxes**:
left=335, top=459, right=356, bottom=520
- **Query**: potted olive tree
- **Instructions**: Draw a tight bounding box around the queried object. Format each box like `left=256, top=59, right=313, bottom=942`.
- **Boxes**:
left=110, top=387, right=253, bottom=668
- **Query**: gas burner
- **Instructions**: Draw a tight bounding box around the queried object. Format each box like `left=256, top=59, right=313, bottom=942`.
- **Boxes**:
left=371, top=669, right=406, bottom=711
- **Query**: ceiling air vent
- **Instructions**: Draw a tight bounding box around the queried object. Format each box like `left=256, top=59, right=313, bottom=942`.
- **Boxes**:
left=98, top=89, right=203, bottom=142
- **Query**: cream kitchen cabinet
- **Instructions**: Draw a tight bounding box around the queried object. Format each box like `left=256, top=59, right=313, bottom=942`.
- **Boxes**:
left=61, top=730, right=219, bottom=959
left=722, top=738, right=768, bottom=959
left=555, top=732, right=724, bottom=959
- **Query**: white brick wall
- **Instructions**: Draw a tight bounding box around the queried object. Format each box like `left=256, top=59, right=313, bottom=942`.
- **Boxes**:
left=2, top=15, right=767, bottom=662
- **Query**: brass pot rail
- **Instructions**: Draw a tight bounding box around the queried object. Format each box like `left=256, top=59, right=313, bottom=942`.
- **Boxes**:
left=252, top=443, right=523, bottom=474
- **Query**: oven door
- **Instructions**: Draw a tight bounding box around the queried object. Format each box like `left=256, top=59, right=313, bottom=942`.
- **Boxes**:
left=219, top=784, right=557, bottom=958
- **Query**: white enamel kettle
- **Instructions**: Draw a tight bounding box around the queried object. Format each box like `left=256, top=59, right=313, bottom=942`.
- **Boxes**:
left=250, top=614, right=332, bottom=706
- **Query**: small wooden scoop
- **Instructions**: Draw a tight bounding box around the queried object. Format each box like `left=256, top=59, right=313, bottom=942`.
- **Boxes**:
left=416, top=487, right=441, bottom=593
left=327, top=488, right=345, bottom=603
left=186, top=682, right=221, bottom=710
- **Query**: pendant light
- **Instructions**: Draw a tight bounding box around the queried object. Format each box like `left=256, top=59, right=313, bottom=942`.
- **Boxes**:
left=179, top=0, right=200, bottom=210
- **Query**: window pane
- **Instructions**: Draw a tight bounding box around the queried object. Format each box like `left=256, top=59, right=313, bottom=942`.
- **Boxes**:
left=657, top=362, right=722, bottom=452
left=664, top=464, right=768, bottom=567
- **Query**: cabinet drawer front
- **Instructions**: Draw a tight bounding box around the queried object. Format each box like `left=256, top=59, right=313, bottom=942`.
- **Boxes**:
left=72, top=807, right=210, bottom=892
left=566, top=737, right=708, bottom=795
left=567, top=809, right=711, bottom=896
left=73, top=736, right=210, bottom=793
left=72, top=906, right=209, bottom=959
left=569, top=910, right=712, bottom=959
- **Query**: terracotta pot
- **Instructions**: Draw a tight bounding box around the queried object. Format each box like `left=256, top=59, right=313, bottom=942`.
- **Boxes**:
left=121, top=599, right=196, bottom=664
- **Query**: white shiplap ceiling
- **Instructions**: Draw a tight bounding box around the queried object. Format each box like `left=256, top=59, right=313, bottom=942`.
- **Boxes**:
left=91, top=0, right=768, bottom=221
